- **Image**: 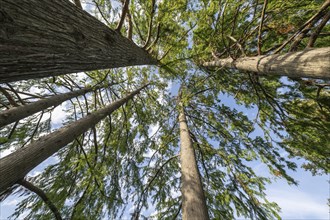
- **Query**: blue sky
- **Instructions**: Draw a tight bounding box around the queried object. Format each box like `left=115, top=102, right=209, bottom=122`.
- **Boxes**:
left=1, top=78, right=328, bottom=219
left=0, top=79, right=329, bottom=219
left=1, top=1, right=329, bottom=219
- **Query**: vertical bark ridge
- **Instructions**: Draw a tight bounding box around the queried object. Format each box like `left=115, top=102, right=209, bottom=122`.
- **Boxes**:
left=0, top=0, right=157, bottom=82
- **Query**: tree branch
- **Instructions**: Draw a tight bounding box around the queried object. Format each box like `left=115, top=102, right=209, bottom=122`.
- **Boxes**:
left=307, top=10, right=330, bottom=47
left=142, top=0, right=156, bottom=49
left=18, top=179, right=63, bottom=220
left=0, top=86, right=19, bottom=107
left=116, top=0, right=130, bottom=32
left=275, top=0, right=330, bottom=53
left=257, top=0, right=268, bottom=55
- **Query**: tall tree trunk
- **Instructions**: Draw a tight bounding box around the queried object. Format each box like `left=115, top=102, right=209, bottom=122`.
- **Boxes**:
left=0, top=0, right=157, bottom=83
left=0, top=84, right=148, bottom=194
left=178, top=101, right=209, bottom=220
left=203, top=47, right=330, bottom=79
left=0, top=84, right=104, bottom=128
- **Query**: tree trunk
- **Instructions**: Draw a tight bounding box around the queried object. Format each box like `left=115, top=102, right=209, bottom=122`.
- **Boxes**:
left=0, top=0, right=157, bottom=83
left=179, top=102, right=209, bottom=220
left=203, top=47, right=330, bottom=79
left=0, top=85, right=104, bottom=128
left=0, top=84, right=148, bottom=194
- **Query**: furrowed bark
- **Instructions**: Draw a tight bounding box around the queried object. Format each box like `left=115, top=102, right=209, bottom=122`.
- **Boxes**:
left=0, top=84, right=148, bottom=194
left=18, top=179, right=63, bottom=220
left=0, top=0, right=157, bottom=82
left=203, top=47, right=330, bottom=79
left=179, top=101, right=209, bottom=220
left=0, top=85, right=104, bottom=128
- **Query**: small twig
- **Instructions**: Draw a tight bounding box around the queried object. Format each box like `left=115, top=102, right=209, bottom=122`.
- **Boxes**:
left=93, top=0, right=112, bottom=27
left=227, top=35, right=246, bottom=56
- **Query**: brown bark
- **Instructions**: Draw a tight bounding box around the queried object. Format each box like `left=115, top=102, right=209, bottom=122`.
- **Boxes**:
left=179, top=101, right=209, bottom=220
left=0, top=84, right=148, bottom=194
left=0, top=0, right=157, bottom=83
left=0, top=85, right=104, bottom=128
left=73, top=0, right=82, bottom=9
left=203, top=47, right=330, bottom=79
left=116, top=0, right=130, bottom=32
left=0, top=86, right=19, bottom=107
left=18, top=179, right=63, bottom=220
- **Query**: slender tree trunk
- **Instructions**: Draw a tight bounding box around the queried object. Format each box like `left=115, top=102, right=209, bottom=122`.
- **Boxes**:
left=0, top=85, right=105, bottom=128
left=179, top=101, right=209, bottom=220
left=203, top=47, right=330, bottom=79
left=0, top=0, right=157, bottom=82
left=18, top=179, right=63, bottom=220
left=0, top=84, right=148, bottom=194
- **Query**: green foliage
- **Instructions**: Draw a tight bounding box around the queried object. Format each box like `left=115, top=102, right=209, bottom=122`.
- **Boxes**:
left=2, top=0, right=329, bottom=219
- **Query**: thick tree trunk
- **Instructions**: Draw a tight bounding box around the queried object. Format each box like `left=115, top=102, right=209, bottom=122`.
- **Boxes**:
left=0, top=84, right=148, bottom=194
left=0, top=0, right=157, bottom=82
left=179, top=103, right=209, bottom=220
left=203, top=47, right=330, bottom=79
left=0, top=85, right=104, bottom=128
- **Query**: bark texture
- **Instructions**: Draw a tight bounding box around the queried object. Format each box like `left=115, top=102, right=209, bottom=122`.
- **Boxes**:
left=0, top=85, right=102, bottom=128
left=0, top=85, right=148, bottom=194
left=203, top=47, right=330, bottom=79
left=0, top=0, right=157, bottom=82
left=179, top=103, right=209, bottom=220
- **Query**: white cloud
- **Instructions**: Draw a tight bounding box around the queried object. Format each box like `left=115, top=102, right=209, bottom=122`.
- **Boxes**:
left=148, top=123, right=160, bottom=137
left=0, top=148, right=13, bottom=158
left=51, top=103, right=66, bottom=126
left=267, top=188, right=329, bottom=219
left=2, top=199, right=19, bottom=206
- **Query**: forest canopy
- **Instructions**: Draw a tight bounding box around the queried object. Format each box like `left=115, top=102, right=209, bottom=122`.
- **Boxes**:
left=0, top=0, right=329, bottom=219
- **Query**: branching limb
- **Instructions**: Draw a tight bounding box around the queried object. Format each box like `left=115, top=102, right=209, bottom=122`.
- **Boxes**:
left=275, top=0, right=330, bottom=53
left=126, top=11, right=133, bottom=40
left=146, top=23, right=161, bottom=52
left=227, top=35, right=246, bottom=56
left=5, top=84, right=25, bottom=105
left=18, top=179, right=63, bottom=220
left=307, top=10, right=330, bottom=47
left=142, top=0, right=156, bottom=49
left=257, top=0, right=268, bottom=55
left=0, top=86, right=19, bottom=107
left=116, top=0, right=130, bottom=32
